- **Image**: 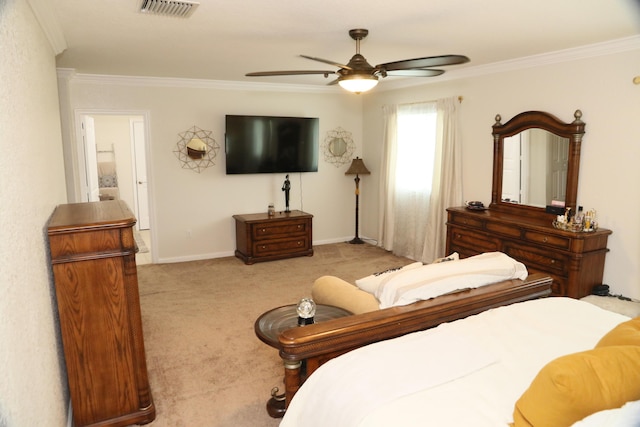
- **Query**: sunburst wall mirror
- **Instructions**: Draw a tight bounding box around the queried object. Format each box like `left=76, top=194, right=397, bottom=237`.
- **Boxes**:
left=174, top=125, right=220, bottom=173
left=322, top=127, right=355, bottom=167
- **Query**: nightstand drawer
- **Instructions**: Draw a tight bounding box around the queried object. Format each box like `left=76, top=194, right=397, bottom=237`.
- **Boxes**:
left=253, top=220, right=309, bottom=240
left=254, top=237, right=310, bottom=256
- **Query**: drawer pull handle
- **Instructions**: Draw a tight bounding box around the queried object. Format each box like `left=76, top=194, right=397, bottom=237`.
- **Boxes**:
left=261, top=228, right=266, bottom=233
left=456, top=234, right=461, bottom=239
left=262, top=245, right=266, bottom=249
left=297, top=225, right=302, bottom=229
left=297, top=241, right=302, bottom=245
left=543, top=237, right=548, bottom=243
left=550, top=259, right=555, bottom=264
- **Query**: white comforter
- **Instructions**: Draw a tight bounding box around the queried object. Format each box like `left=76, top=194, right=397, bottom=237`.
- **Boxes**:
left=279, top=297, right=629, bottom=427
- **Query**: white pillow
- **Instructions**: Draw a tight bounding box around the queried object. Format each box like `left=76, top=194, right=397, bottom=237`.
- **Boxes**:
left=376, top=252, right=528, bottom=308
left=570, top=400, right=640, bottom=427
left=355, top=262, right=423, bottom=294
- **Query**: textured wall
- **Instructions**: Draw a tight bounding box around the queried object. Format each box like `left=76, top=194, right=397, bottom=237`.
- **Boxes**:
left=0, top=0, right=68, bottom=425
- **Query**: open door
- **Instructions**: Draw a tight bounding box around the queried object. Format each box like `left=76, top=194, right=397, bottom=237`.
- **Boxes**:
left=81, top=115, right=100, bottom=202
left=131, top=119, right=150, bottom=230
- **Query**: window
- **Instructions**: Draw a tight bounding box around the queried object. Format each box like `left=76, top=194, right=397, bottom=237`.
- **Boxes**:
left=396, top=104, right=437, bottom=193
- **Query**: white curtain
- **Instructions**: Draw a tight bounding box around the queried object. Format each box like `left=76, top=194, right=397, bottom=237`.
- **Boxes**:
left=378, top=97, right=463, bottom=263
left=377, top=104, right=398, bottom=251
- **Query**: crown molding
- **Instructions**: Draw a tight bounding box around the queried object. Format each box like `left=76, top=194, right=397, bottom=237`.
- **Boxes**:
left=27, top=0, right=67, bottom=55
left=57, top=35, right=640, bottom=93
left=59, top=71, right=340, bottom=93
left=379, top=35, right=640, bottom=91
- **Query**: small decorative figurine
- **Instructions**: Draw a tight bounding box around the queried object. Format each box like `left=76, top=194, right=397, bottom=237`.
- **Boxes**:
left=282, top=175, right=291, bottom=213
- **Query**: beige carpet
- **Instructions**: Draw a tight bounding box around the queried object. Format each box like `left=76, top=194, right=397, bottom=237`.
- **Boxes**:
left=137, top=242, right=412, bottom=427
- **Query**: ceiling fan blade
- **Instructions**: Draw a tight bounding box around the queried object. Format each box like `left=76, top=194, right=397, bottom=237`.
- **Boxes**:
left=327, top=78, right=340, bottom=86
left=379, top=55, right=469, bottom=71
left=246, top=70, right=336, bottom=77
left=300, top=55, right=352, bottom=70
left=384, top=69, right=445, bottom=77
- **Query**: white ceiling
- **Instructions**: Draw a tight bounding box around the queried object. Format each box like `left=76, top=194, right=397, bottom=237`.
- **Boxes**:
left=52, top=0, right=640, bottom=88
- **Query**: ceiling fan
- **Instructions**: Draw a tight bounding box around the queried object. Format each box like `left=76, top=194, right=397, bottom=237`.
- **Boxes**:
left=246, top=29, right=469, bottom=94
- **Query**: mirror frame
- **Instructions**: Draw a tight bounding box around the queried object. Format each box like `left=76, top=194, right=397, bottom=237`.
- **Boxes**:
left=490, top=110, right=585, bottom=220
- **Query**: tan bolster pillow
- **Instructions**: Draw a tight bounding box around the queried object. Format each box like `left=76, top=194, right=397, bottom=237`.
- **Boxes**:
left=311, top=275, right=380, bottom=315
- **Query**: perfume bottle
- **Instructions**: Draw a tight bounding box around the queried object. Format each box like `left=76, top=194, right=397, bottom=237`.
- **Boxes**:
left=574, top=206, right=584, bottom=229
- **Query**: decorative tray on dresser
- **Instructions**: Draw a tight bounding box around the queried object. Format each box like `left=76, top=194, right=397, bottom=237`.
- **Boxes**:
left=446, top=206, right=611, bottom=298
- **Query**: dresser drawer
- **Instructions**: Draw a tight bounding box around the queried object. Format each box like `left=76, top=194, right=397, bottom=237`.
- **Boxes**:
left=522, top=230, right=571, bottom=250
left=448, top=211, right=485, bottom=229
left=485, top=221, right=521, bottom=239
left=448, top=227, right=500, bottom=253
left=254, top=237, right=310, bottom=256
left=252, top=219, right=309, bottom=240
left=503, top=243, right=568, bottom=276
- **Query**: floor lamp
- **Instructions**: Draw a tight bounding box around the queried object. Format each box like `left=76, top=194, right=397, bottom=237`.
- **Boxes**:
left=345, top=157, right=371, bottom=244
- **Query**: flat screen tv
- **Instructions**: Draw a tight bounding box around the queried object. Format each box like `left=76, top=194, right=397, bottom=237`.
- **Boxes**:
left=225, top=115, right=319, bottom=174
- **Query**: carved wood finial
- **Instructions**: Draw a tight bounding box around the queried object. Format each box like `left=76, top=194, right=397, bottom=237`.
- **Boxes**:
left=573, top=109, right=583, bottom=124
left=494, top=114, right=502, bottom=126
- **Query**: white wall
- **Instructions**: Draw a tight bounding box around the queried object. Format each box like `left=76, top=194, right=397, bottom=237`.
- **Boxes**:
left=0, top=0, right=69, bottom=425
left=59, top=80, right=364, bottom=262
left=363, top=48, right=640, bottom=299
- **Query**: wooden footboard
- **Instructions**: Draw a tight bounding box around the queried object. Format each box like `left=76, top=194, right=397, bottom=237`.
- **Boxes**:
left=277, top=273, right=552, bottom=411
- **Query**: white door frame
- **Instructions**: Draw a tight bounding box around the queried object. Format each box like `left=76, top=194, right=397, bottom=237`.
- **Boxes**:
left=130, top=118, right=150, bottom=230
left=73, top=109, right=157, bottom=262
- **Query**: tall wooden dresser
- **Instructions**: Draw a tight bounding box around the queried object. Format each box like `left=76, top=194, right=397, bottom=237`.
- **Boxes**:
left=48, top=200, right=155, bottom=427
left=445, top=206, right=611, bottom=298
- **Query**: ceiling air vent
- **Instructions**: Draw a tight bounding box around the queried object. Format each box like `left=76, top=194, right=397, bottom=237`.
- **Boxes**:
left=139, top=0, right=199, bottom=18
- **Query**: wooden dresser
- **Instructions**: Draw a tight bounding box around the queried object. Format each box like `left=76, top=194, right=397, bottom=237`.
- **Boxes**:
left=233, top=210, right=313, bottom=264
left=48, top=201, right=155, bottom=427
left=446, top=206, right=611, bottom=298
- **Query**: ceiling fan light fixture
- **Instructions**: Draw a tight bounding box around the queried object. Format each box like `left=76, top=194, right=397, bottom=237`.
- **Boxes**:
left=338, top=75, right=378, bottom=94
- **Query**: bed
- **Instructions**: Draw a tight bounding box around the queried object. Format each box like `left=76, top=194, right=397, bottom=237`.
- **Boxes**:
left=272, top=272, right=552, bottom=415
left=280, top=296, right=640, bottom=426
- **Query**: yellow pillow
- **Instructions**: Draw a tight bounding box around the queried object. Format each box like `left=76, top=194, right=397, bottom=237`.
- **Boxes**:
left=512, top=346, right=640, bottom=427
left=596, top=317, right=640, bottom=348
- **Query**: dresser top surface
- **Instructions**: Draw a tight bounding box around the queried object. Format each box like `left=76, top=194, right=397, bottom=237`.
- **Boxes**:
left=233, top=210, right=312, bottom=223
left=447, top=206, right=611, bottom=237
left=48, top=200, right=136, bottom=234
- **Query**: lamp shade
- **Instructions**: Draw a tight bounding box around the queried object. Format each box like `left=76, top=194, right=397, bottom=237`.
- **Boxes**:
left=345, top=157, right=371, bottom=175
left=338, top=76, right=378, bottom=94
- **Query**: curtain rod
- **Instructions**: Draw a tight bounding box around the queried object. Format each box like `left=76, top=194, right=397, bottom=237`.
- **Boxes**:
left=394, top=96, right=464, bottom=108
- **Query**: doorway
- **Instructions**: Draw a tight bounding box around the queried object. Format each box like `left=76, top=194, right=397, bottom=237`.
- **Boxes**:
left=76, top=111, right=154, bottom=263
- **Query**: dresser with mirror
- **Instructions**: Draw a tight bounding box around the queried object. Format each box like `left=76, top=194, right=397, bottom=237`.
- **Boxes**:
left=446, top=110, right=611, bottom=298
